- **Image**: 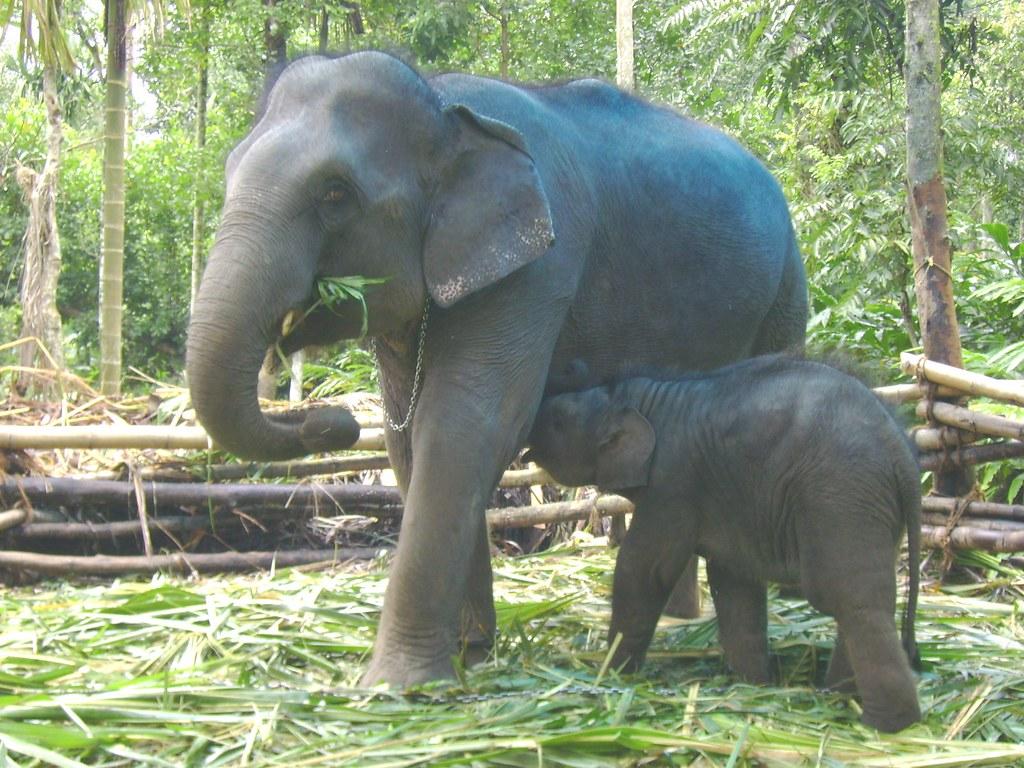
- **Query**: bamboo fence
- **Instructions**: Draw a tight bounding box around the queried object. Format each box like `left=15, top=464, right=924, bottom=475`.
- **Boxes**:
left=3, top=354, right=1024, bottom=577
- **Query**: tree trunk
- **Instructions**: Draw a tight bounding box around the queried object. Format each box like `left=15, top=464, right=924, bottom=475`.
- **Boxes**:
left=190, top=5, right=210, bottom=315
left=99, top=0, right=128, bottom=397
left=499, top=4, right=509, bottom=79
left=264, top=0, right=287, bottom=67
left=318, top=7, right=329, bottom=53
left=16, top=62, right=66, bottom=397
left=905, top=0, right=968, bottom=495
left=616, top=0, right=634, bottom=91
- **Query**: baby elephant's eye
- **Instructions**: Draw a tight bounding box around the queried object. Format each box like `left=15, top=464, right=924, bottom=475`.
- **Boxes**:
left=323, top=187, right=347, bottom=204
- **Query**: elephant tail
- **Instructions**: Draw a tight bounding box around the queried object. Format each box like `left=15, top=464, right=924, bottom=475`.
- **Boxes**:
left=900, top=479, right=922, bottom=672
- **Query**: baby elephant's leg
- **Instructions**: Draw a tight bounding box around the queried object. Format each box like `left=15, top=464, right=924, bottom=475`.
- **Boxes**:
left=823, top=625, right=857, bottom=693
left=801, top=528, right=920, bottom=732
left=706, top=560, right=770, bottom=683
left=609, top=502, right=695, bottom=672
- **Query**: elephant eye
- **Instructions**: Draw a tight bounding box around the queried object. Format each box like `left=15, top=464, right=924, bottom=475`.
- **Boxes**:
left=323, top=186, right=347, bottom=204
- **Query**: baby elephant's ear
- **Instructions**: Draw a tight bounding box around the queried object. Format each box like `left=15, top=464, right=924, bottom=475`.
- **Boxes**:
left=596, top=407, right=655, bottom=491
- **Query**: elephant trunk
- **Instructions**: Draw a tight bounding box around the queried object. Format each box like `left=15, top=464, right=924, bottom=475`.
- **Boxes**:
left=186, top=218, right=359, bottom=460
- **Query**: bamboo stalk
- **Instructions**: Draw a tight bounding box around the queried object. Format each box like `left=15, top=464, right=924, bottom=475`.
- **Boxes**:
left=0, top=548, right=383, bottom=576
left=921, top=524, right=1024, bottom=553
left=873, top=382, right=957, bottom=404
left=913, top=426, right=980, bottom=451
left=918, top=441, right=1024, bottom=471
left=85, top=454, right=393, bottom=482
left=0, top=425, right=385, bottom=452
left=921, top=495, right=1024, bottom=522
left=922, top=512, right=1024, bottom=531
left=485, top=494, right=632, bottom=528
left=916, top=401, right=1024, bottom=441
left=901, top=352, right=1024, bottom=406
left=0, top=477, right=402, bottom=512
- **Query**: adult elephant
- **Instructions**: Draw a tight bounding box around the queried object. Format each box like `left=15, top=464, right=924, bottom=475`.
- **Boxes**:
left=186, top=51, right=807, bottom=687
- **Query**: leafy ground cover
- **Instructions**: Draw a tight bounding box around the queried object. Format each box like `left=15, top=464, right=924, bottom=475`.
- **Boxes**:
left=1, top=539, right=1023, bottom=766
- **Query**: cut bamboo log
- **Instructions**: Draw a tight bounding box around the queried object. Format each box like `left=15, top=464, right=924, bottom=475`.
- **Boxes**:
left=0, top=425, right=386, bottom=452
left=0, top=548, right=383, bottom=576
left=921, top=524, right=1024, bottom=553
left=901, top=352, right=1024, bottom=406
left=921, top=495, right=1024, bottom=522
left=0, top=477, right=402, bottom=512
left=916, top=401, right=1024, bottom=441
left=0, top=508, right=29, bottom=532
left=918, top=441, right=1024, bottom=471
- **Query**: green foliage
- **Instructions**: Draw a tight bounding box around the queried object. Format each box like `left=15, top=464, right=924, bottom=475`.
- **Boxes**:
left=313, top=274, right=390, bottom=339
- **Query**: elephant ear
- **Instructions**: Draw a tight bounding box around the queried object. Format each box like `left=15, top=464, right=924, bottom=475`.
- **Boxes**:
left=424, top=104, right=555, bottom=308
left=596, top=407, right=656, bottom=491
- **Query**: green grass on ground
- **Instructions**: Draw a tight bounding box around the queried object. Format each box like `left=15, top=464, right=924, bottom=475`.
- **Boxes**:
left=1, top=539, right=1023, bottom=766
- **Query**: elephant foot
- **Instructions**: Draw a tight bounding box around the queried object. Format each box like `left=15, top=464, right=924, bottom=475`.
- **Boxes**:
left=860, top=699, right=921, bottom=733
left=360, top=651, right=456, bottom=689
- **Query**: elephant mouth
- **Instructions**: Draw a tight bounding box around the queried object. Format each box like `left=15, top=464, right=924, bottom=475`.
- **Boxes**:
left=274, top=296, right=366, bottom=356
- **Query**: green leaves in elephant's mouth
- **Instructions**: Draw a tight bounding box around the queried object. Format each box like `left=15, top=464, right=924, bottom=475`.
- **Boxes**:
left=285, top=275, right=391, bottom=341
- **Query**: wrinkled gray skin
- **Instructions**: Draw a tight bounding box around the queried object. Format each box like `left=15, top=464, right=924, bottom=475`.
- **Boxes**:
left=186, top=51, right=807, bottom=688
left=526, top=356, right=921, bottom=732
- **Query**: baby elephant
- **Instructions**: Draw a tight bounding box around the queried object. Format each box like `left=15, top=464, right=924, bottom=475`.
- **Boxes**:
left=526, top=355, right=921, bottom=732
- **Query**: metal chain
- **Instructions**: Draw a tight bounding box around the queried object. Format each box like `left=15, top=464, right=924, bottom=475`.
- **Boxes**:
left=345, top=683, right=681, bottom=707
left=374, top=300, right=430, bottom=432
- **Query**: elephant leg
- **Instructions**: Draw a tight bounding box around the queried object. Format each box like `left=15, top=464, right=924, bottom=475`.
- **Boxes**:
left=362, top=297, right=565, bottom=687
left=608, top=501, right=694, bottom=672
left=380, top=340, right=495, bottom=667
left=832, top=606, right=920, bottom=732
left=706, top=560, right=770, bottom=684
left=823, top=626, right=857, bottom=693
left=662, top=557, right=702, bottom=619
left=460, top=522, right=496, bottom=665
left=801, top=528, right=919, bottom=732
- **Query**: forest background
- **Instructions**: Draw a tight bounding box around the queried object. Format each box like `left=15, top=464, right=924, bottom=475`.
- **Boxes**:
left=1, top=0, right=1022, bottom=396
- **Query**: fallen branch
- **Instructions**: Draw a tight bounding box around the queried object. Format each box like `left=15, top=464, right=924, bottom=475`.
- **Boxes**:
left=918, top=441, right=1024, bottom=472
left=0, top=547, right=384, bottom=576
left=916, top=401, right=1024, bottom=442
left=0, top=425, right=385, bottom=452
left=901, top=352, right=1024, bottom=406
left=0, top=477, right=402, bottom=513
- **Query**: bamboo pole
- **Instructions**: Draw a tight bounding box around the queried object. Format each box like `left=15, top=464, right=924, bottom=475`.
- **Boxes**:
left=0, top=425, right=385, bottom=452
left=921, top=524, right=1024, bottom=553
left=916, top=401, right=1024, bottom=441
left=0, top=548, right=382, bottom=576
left=918, top=441, right=1024, bottom=472
left=873, top=382, right=957, bottom=404
left=913, top=426, right=980, bottom=451
left=486, top=495, right=632, bottom=528
left=0, top=477, right=402, bottom=512
left=921, top=513, right=1024, bottom=531
left=921, top=495, right=1024, bottom=522
left=901, top=352, right=1024, bottom=406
